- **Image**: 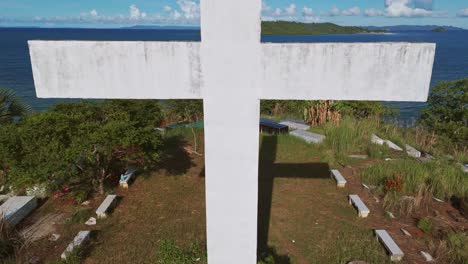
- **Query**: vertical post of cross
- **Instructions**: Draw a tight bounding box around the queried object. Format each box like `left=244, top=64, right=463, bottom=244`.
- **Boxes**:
left=201, top=0, right=262, bottom=263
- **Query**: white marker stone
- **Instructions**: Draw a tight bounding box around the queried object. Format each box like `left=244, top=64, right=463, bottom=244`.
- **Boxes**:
left=290, top=130, right=325, bottom=144
left=371, top=134, right=385, bottom=145
left=28, top=1, right=435, bottom=261
left=96, top=194, right=118, bottom=219
left=405, top=144, right=421, bottom=158
left=349, top=194, right=370, bottom=218
left=61, top=230, right=91, bottom=260
left=421, top=251, right=434, bottom=262
left=375, top=230, right=404, bottom=261
left=0, top=196, right=37, bottom=227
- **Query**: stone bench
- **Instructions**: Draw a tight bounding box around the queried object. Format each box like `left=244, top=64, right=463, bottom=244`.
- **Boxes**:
left=61, top=230, right=91, bottom=260
left=348, top=195, right=370, bottom=218
left=375, top=229, right=404, bottom=261
left=331, top=170, right=346, bottom=188
left=119, top=169, right=137, bottom=189
left=0, top=196, right=37, bottom=227
left=290, top=130, right=325, bottom=144
left=96, top=195, right=118, bottom=219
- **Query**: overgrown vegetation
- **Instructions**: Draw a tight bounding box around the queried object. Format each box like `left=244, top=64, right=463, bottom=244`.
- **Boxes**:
left=419, top=78, right=467, bottom=147
left=0, top=100, right=164, bottom=196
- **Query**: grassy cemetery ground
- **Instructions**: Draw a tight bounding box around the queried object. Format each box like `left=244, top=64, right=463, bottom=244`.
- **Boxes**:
left=6, top=122, right=466, bottom=263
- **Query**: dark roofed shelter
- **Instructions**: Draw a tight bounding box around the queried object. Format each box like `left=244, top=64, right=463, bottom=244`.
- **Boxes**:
left=260, top=118, right=289, bottom=134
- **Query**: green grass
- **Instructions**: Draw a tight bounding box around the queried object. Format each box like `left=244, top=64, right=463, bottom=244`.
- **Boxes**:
left=65, top=208, right=91, bottom=225
left=154, top=240, right=206, bottom=264
left=360, top=159, right=466, bottom=199
left=417, top=217, right=434, bottom=234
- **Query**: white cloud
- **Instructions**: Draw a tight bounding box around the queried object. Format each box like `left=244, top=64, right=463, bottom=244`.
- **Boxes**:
left=172, top=10, right=182, bottom=20
left=385, top=0, right=434, bottom=17
left=342, top=6, right=360, bottom=16
left=273, top=8, right=282, bottom=16
left=457, top=8, right=468, bottom=17
left=262, top=0, right=272, bottom=13
left=364, top=8, right=384, bottom=17
left=129, top=4, right=146, bottom=20
left=176, top=0, right=199, bottom=20
left=285, top=4, right=296, bottom=15
left=89, top=9, right=98, bottom=18
left=164, top=6, right=172, bottom=12
left=302, top=7, right=314, bottom=16
left=326, top=6, right=341, bottom=16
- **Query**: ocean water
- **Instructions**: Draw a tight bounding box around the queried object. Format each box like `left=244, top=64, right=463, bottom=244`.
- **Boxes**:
left=0, top=27, right=467, bottom=122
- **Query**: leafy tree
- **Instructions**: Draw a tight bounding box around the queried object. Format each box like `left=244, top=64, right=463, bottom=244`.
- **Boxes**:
left=165, top=100, right=203, bottom=123
left=0, top=100, right=164, bottom=195
left=419, top=79, right=467, bottom=145
left=0, top=87, right=31, bottom=124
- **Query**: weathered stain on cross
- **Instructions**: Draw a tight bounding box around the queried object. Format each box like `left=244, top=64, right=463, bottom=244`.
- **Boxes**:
left=28, top=1, right=435, bottom=263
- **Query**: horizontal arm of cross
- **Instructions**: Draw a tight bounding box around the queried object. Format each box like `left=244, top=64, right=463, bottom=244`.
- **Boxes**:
left=260, top=42, right=436, bottom=102
left=29, top=41, right=202, bottom=99
left=30, top=41, right=435, bottom=103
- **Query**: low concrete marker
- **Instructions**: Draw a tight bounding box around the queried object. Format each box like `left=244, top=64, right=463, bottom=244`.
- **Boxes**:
left=385, top=140, right=403, bottom=151
left=375, top=229, right=404, bottom=262
left=405, top=144, right=421, bottom=158
left=96, top=194, right=118, bottom=219
left=61, top=230, right=91, bottom=260
left=348, top=195, right=370, bottom=218
left=331, top=170, right=347, bottom=188
left=0, top=196, right=37, bottom=227
left=290, top=130, right=325, bottom=144
left=371, top=134, right=385, bottom=145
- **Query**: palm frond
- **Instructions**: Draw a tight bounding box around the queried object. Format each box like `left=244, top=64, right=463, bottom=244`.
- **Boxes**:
left=0, top=87, right=32, bottom=124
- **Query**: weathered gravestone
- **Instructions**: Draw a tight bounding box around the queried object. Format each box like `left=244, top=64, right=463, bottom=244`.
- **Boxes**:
left=0, top=196, right=37, bottom=227
left=28, top=1, right=435, bottom=262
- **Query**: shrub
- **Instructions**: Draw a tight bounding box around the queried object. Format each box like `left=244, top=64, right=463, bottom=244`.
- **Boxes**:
left=384, top=174, right=404, bottom=193
left=417, top=217, right=433, bottom=234
left=419, top=78, right=467, bottom=146
left=446, top=232, right=468, bottom=263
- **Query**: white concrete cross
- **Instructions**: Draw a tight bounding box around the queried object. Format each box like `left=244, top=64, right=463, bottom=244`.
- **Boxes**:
left=28, top=1, right=435, bottom=263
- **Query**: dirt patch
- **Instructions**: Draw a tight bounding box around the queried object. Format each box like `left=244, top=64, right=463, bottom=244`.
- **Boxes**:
left=20, top=213, right=65, bottom=242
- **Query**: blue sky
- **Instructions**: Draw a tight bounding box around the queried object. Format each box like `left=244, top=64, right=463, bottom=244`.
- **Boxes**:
left=0, top=0, right=467, bottom=28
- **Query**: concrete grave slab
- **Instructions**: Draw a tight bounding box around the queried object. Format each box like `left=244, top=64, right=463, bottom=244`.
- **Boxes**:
left=61, top=230, right=91, bottom=260
left=405, top=144, right=421, bottom=158
left=331, top=170, right=347, bottom=188
left=375, top=229, right=404, bottom=261
left=279, top=119, right=310, bottom=130
left=349, top=194, right=370, bottom=218
left=0, top=196, right=37, bottom=227
left=290, top=130, right=325, bottom=144
left=96, top=195, right=118, bottom=219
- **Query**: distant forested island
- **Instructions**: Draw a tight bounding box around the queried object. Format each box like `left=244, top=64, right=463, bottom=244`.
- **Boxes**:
left=431, top=27, right=447, bottom=32
left=261, top=21, right=387, bottom=35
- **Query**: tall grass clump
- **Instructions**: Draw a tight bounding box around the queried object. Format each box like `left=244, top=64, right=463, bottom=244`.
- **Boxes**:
left=0, top=219, right=24, bottom=263
left=360, top=159, right=466, bottom=214
left=322, top=117, right=378, bottom=156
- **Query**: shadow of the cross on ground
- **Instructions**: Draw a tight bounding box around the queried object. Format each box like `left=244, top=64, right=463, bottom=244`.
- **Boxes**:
left=258, top=135, right=330, bottom=263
